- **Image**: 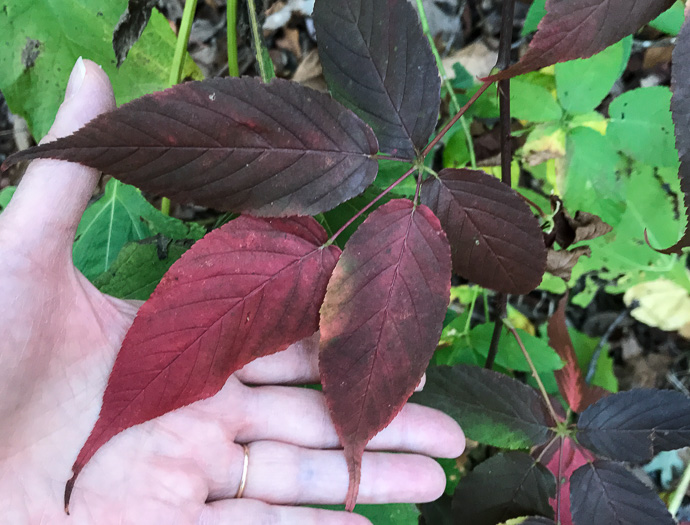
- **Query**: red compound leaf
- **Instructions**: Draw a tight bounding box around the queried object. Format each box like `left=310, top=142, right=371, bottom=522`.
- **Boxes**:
left=319, top=199, right=451, bottom=510
left=65, top=215, right=340, bottom=509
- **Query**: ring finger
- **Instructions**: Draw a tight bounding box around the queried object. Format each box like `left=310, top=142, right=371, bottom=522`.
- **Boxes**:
left=208, top=440, right=447, bottom=505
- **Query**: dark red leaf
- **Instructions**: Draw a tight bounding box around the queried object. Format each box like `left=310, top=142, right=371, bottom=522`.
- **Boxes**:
left=576, top=389, right=690, bottom=463
left=1, top=77, right=379, bottom=217
left=65, top=216, right=340, bottom=508
left=314, top=0, right=441, bottom=159
left=542, top=437, right=596, bottom=525
left=485, top=0, right=672, bottom=81
left=547, top=295, right=608, bottom=413
left=657, top=10, right=690, bottom=254
left=319, top=199, right=451, bottom=509
left=452, top=451, right=556, bottom=525
left=413, top=364, right=556, bottom=449
left=519, top=519, right=557, bottom=525
left=421, top=168, right=546, bottom=294
left=570, top=460, right=676, bottom=525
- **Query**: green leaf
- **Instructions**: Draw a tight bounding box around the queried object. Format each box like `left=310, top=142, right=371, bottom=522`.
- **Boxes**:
left=443, top=127, right=471, bottom=169
left=522, top=0, right=546, bottom=36
left=511, top=76, right=562, bottom=123
left=0, top=186, right=15, bottom=212
left=92, top=237, right=194, bottom=300
left=0, top=1, right=201, bottom=139
left=74, top=179, right=204, bottom=279
left=569, top=163, right=684, bottom=290
left=317, top=504, right=419, bottom=524
left=556, top=38, right=631, bottom=115
left=563, top=126, right=625, bottom=226
left=607, top=87, right=679, bottom=167
left=451, top=62, right=475, bottom=90
left=413, top=365, right=556, bottom=449
left=472, top=323, right=563, bottom=373
left=372, top=159, right=418, bottom=197
left=649, top=1, right=685, bottom=35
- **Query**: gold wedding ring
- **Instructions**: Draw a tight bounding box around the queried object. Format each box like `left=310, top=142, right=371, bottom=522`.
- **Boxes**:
left=235, top=444, right=250, bottom=499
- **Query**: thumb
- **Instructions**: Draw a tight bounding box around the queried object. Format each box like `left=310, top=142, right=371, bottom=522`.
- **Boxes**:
left=0, top=57, right=115, bottom=255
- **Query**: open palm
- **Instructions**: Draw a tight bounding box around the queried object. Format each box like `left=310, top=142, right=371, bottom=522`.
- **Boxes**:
left=0, top=59, right=464, bottom=525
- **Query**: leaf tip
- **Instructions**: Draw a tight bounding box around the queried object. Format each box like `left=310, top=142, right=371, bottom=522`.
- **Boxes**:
left=64, top=471, right=77, bottom=515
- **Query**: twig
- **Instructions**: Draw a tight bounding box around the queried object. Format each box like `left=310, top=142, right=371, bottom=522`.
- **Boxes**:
left=585, top=307, right=629, bottom=384
left=421, top=81, right=492, bottom=159
left=326, top=165, right=417, bottom=245
left=505, top=322, right=561, bottom=424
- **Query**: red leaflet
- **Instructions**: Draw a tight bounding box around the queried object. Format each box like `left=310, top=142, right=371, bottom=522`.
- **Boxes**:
left=543, top=437, right=596, bottom=525
left=658, top=9, right=690, bottom=254
left=2, top=77, right=378, bottom=217
left=421, top=168, right=546, bottom=294
left=319, top=199, right=451, bottom=510
left=547, top=296, right=608, bottom=413
left=65, top=216, right=340, bottom=508
left=485, top=0, right=672, bottom=81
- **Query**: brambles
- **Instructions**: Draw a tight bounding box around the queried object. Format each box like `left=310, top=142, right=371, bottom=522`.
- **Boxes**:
left=1, top=0, right=690, bottom=522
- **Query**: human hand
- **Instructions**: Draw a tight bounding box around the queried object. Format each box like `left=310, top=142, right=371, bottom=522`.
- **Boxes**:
left=0, top=58, right=465, bottom=525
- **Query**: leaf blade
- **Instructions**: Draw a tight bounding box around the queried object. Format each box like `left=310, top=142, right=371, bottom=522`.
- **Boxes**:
left=412, top=364, right=556, bottom=449
left=66, top=215, right=341, bottom=506
left=319, top=199, right=451, bottom=510
left=2, top=77, right=379, bottom=217
left=314, top=0, right=441, bottom=159
left=547, top=295, right=609, bottom=413
left=576, top=389, right=690, bottom=462
left=451, top=452, right=556, bottom=525
left=486, top=0, right=672, bottom=81
left=570, top=460, right=676, bottom=525
left=421, top=168, right=546, bottom=294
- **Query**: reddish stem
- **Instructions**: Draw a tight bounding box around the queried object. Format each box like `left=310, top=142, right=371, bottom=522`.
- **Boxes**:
left=421, top=80, right=493, bottom=159
left=326, top=164, right=417, bottom=245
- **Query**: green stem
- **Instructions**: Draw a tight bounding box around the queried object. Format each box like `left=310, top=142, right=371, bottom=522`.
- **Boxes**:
left=247, top=0, right=274, bottom=82
left=669, top=459, right=690, bottom=517
left=227, top=0, right=240, bottom=77
left=162, top=0, right=199, bottom=216
left=414, top=0, right=476, bottom=168
left=169, top=0, right=198, bottom=86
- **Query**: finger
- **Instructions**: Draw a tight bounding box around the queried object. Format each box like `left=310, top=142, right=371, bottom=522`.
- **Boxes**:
left=235, top=334, right=426, bottom=390
left=235, top=333, right=320, bottom=385
left=199, top=499, right=372, bottom=525
left=236, top=386, right=464, bottom=458
left=209, top=441, right=446, bottom=504
left=0, top=58, right=115, bottom=254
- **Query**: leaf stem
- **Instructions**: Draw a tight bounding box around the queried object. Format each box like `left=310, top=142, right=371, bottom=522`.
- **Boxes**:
left=227, top=0, right=240, bottom=77
left=414, top=0, right=476, bottom=168
left=505, top=321, right=561, bottom=424
left=326, top=165, right=417, bottom=246
left=247, top=0, right=274, bottom=83
left=669, top=458, right=690, bottom=516
left=162, top=0, right=199, bottom=216
left=375, top=154, right=414, bottom=163
left=421, top=80, right=492, bottom=159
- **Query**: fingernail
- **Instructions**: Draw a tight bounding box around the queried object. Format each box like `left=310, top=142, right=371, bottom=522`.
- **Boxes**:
left=65, top=57, right=86, bottom=100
